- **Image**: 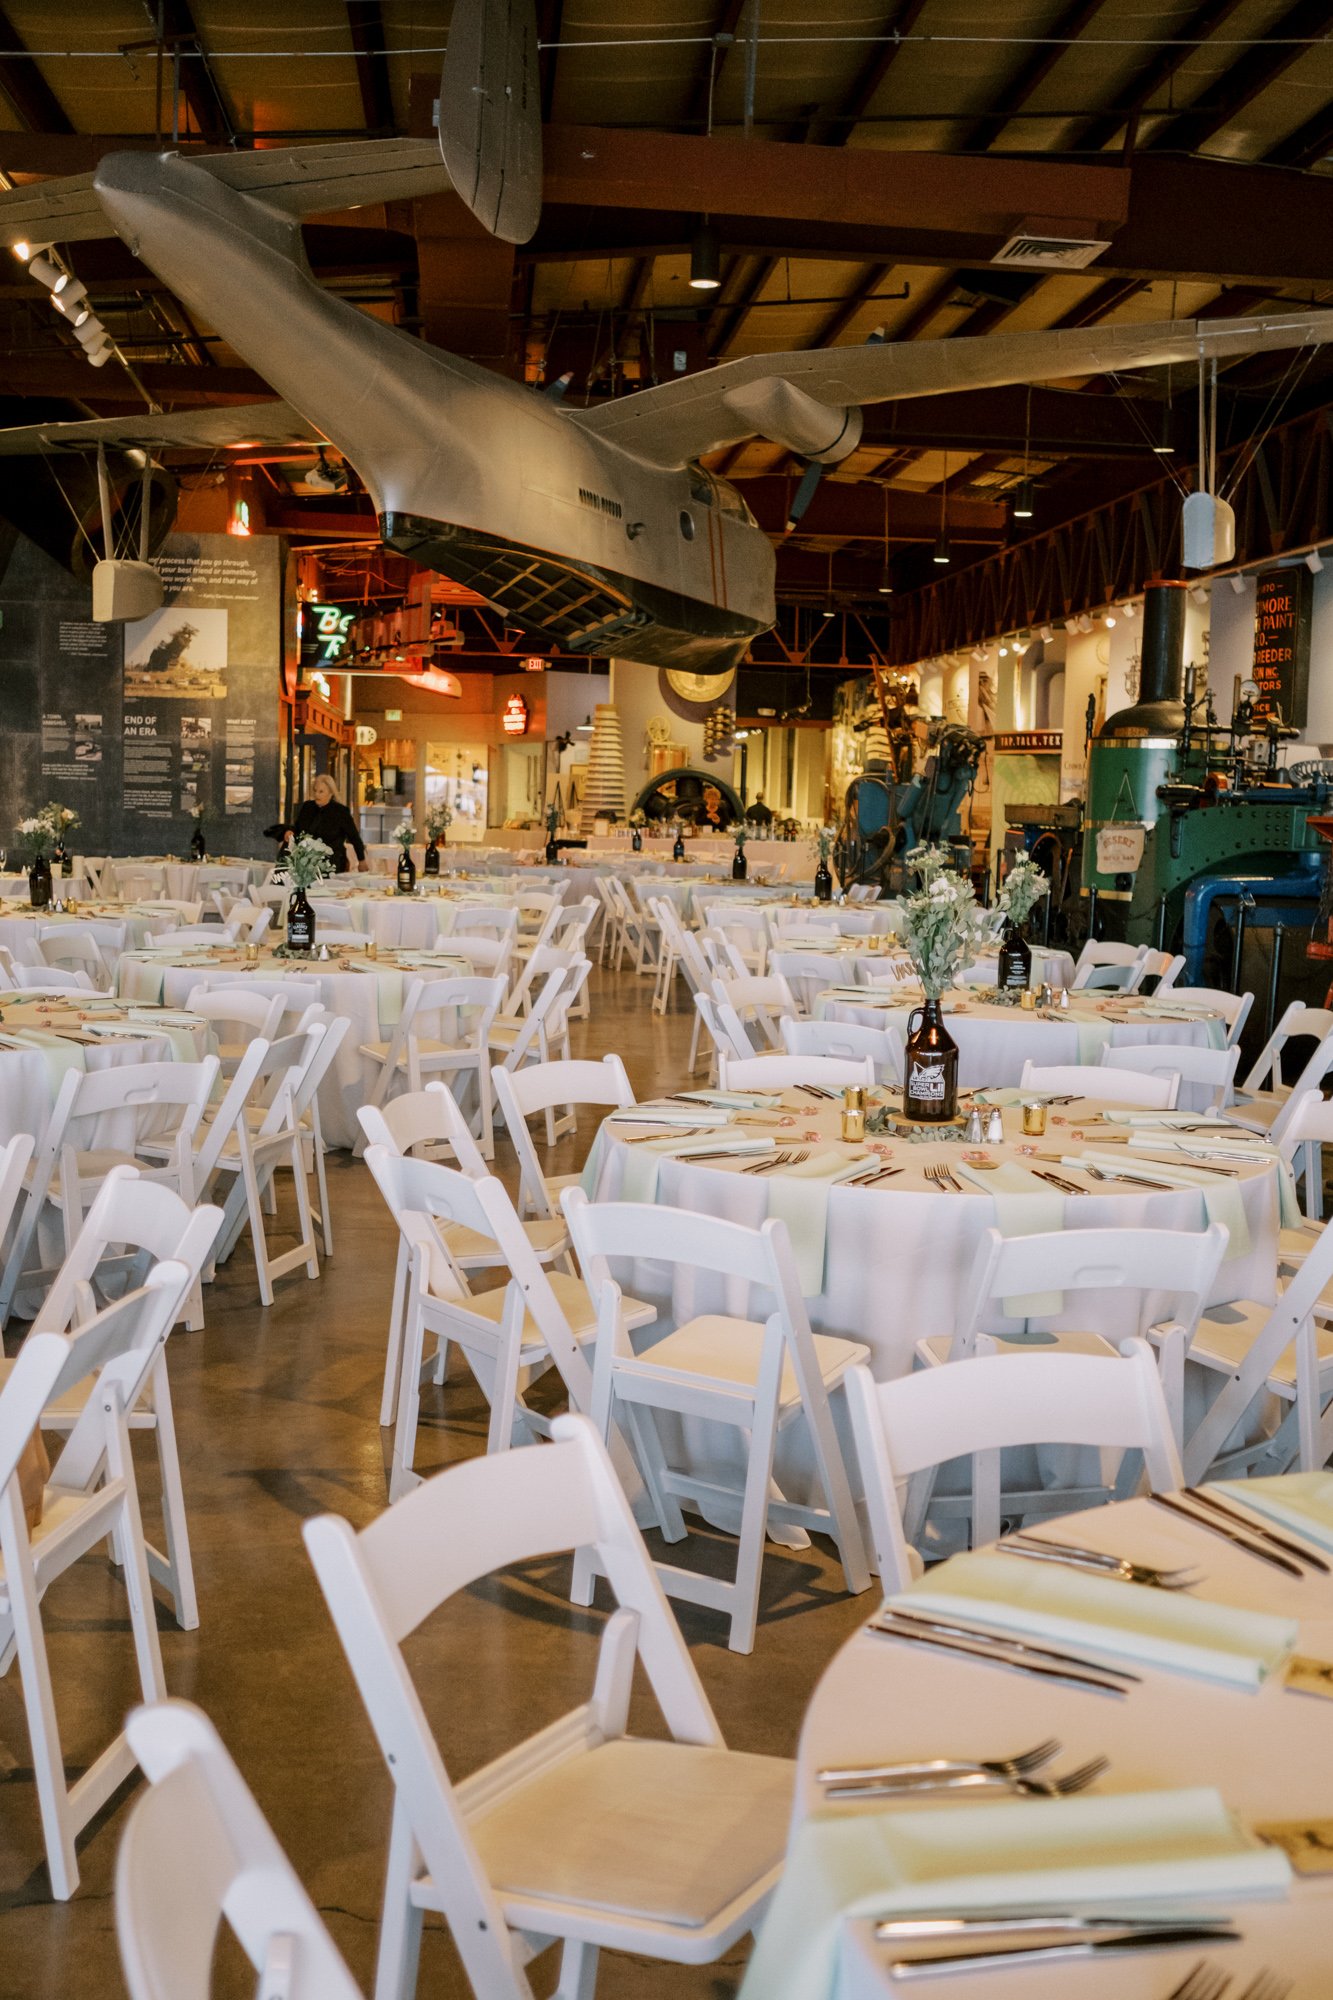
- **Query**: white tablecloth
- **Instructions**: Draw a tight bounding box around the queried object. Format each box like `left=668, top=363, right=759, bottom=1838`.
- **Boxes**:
left=0, top=903, right=164, bottom=970
left=793, top=1494, right=1333, bottom=1999
left=815, top=992, right=1224, bottom=1096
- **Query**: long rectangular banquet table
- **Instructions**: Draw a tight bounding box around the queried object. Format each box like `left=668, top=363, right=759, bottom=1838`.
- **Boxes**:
left=770, top=1486, right=1333, bottom=1998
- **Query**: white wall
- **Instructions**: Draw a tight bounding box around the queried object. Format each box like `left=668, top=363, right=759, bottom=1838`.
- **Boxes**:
left=609, top=658, right=708, bottom=796
left=545, top=669, right=609, bottom=741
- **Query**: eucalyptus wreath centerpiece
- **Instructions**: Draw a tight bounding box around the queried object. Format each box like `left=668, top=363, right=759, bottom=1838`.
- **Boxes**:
left=995, top=853, right=1050, bottom=990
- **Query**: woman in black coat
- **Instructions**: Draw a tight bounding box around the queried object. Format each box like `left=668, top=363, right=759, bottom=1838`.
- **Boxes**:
left=288, top=774, right=368, bottom=873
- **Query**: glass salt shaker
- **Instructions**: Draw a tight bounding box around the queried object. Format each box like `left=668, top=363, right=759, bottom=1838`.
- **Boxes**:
left=986, top=1107, right=1005, bottom=1146
left=964, top=1106, right=984, bottom=1144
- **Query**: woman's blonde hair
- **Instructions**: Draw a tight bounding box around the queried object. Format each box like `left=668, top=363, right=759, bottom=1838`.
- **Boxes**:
left=310, top=773, right=341, bottom=804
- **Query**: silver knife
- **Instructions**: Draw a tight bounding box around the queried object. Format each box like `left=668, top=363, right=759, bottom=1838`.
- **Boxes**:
left=883, top=1924, right=1241, bottom=1977
left=881, top=1608, right=1140, bottom=1681
left=1187, top=1487, right=1331, bottom=1573
left=1149, top=1492, right=1304, bottom=1577
left=869, top=1620, right=1131, bottom=1696
left=876, top=1912, right=1238, bottom=1941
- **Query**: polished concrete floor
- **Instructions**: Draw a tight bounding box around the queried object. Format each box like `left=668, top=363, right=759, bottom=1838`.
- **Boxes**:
left=0, top=963, right=871, bottom=1999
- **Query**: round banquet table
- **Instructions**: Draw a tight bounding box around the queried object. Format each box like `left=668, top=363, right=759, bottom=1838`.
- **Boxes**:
left=0, top=866, right=97, bottom=901
left=308, top=883, right=524, bottom=951
left=584, top=1091, right=1278, bottom=1370
left=582, top=1090, right=1279, bottom=1518
left=115, top=941, right=471, bottom=1149
left=789, top=1494, right=1333, bottom=1998
left=815, top=988, right=1226, bottom=1098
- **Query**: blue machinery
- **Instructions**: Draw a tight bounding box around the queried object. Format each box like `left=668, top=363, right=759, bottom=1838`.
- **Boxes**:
left=836, top=720, right=985, bottom=891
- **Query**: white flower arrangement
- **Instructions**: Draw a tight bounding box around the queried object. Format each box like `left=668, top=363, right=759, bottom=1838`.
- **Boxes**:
left=897, top=869, right=992, bottom=1001
left=425, top=801, right=452, bottom=842
left=904, top=842, right=955, bottom=889
left=285, top=834, right=333, bottom=891
left=394, top=815, right=416, bottom=850
left=16, top=804, right=72, bottom=859
left=997, top=854, right=1050, bottom=927
left=817, top=825, right=835, bottom=863
left=731, top=821, right=748, bottom=847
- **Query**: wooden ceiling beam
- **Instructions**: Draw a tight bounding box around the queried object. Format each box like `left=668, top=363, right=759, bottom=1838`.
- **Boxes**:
left=346, top=1, right=395, bottom=133
left=955, top=0, right=1109, bottom=153
left=146, top=0, right=236, bottom=148
left=1148, top=0, right=1330, bottom=155
left=1064, top=0, right=1247, bottom=152
left=0, top=4, right=72, bottom=133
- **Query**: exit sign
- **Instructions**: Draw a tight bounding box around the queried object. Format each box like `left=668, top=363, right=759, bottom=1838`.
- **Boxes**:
left=385, top=708, right=402, bottom=721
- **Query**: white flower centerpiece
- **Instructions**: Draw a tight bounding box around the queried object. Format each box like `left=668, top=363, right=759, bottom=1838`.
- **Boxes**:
left=286, top=835, right=333, bottom=892
left=897, top=847, right=992, bottom=1001
left=994, top=853, right=1050, bottom=992
left=394, top=815, right=417, bottom=892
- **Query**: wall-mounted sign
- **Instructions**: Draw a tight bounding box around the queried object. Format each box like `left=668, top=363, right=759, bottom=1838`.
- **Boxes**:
left=354, top=724, right=378, bottom=746
left=1253, top=568, right=1312, bottom=726
left=502, top=692, right=529, bottom=736
left=301, top=602, right=355, bottom=670
left=1095, top=825, right=1147, bottom=875
left=524, top=655, right=544, bottom=672
left=993, top=730, right=1063, bottom=753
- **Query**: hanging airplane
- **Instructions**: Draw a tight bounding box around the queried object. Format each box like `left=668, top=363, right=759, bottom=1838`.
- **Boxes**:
left=1, top=0, right=1332, bottom=664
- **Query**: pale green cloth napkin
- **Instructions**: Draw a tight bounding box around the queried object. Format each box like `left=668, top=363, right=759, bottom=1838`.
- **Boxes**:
left=971, top=1086, right=1024, bottom=1106
left=955, top=1162, right=1064, bottom=1316
left=115, top=959, right=166, bottom=1004
left=765, top=1150, right=874, bottom=1295
left=1063, top=1148, right=1251, bottom=1257
left=897, top=1548, right=1296, bottom=1687
left=1214, top=1471, right=1333, bottom=1552
left=1066, top=1011, right=1113, bottom=1062
left=740, top=1786, right=1289, bottom=2000
left=122, top=1010, right=202, bottom=1061
left=1124, top=1132, right=1301, bottom=1227
left=618, top=1130, right=773, bottom=1203
left=0, top=1026, right=85, bottom=1090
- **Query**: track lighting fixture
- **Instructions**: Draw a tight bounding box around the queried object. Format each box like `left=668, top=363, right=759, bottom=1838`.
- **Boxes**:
left=998, top=643, right=1009, bottom=657
left=1307, top=550, right=1324, bottom=574
left=1040, top=624, right=1054, bottom=643
left=1190, top=585, right=1209, bottom=606
left=1104, top=611, right=1116, bottom=628
left=1012, top=477, right=1034, bottom=520
left=877, top=566, right=893, bottom=595
left=26, top=252, right=59, bottom=288
left=1077, top=613, right=1093, bottom=634
left=50, top=275, right=86, bottom=313
left=933, top=532, right=950, bottom=565
left=1229, top=574, right=1247, bottom=593
left=1120, top=601, right=1136, bottom=618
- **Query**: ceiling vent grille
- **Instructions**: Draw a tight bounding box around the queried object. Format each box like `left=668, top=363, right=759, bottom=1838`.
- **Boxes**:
left=993, top=233, right=1112, bottom=271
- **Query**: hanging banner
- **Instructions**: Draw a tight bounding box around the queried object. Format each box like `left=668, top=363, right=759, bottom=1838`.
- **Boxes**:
left=1253, top=568, right=1312, bottom=727
left=1095, top=824, right=1147, bottom=875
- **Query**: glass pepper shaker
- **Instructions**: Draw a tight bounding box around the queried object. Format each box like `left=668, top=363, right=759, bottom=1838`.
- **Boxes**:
left=986, top=1106, right=1005, bottom=1146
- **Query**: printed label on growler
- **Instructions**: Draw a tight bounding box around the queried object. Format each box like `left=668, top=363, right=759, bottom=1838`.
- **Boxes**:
left=907, top=1055, right=947, bottom=1102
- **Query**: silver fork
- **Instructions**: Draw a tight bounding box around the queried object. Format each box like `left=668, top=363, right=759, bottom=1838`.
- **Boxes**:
left=1168, top=1967, right=1232, bottom=2000
left=1081, top=1162, right=1174, bottom=1191
left=818, top=1737, right=1061, bottom=1787
left=825, top=1753, right=1109, bottom=1802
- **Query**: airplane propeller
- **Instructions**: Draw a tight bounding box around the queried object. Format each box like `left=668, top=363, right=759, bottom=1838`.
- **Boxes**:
left=783, top=323, right=887, bottom=531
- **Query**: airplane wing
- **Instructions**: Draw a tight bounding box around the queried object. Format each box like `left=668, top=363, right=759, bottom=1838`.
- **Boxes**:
left=0, top=138, right=453, bottom=251
left=568, top=310, right=1333, bottom=469
left=0, top=401, right=324, bottom=456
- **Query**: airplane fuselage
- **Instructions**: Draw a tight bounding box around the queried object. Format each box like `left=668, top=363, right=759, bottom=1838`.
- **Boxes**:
left=92, top=151, right=775, bottom=671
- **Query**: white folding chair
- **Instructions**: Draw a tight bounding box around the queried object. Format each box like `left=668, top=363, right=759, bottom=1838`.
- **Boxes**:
left=116, top=1699, right=364, bottom=2000
left=1071, top=940, right=1148, bottom=991
left=1019, top=1058, right=1179, bottom=1107
left=767, top=949, right=847, bottom=1015
left=847, top=1339, right=1183, bottom=1588
left=1275, top=1089, right=1333, bottom=1267
left=917, top=1220, right=1228, bottom=1464
left=37, top=923, right=117, bottom=987
left=23, top=1168, right=222, bottom=1629
left=0, top=940, right=17, bottom=985
left=184, top=981, right=285, bottom=1074
left=1131, top=948, right=1184, bottom=991
left=1180, top=1207, right=1333, bottom=1480
left=1169, top=986, right=1254, bottom=1047
left=718, top=1052, right=874, bottom=1090
left=562, top=1191, right=871, bottom=1653
left=701, top=902, right=767, bottom=975
left=1232, top=1001, right=1333, bottom=1137
left=434, top=932, right=513, bottom=984
left=488, top=961, right=589, bottom=1138
left=0, top=1260, right=190, bottom=1897
left=846, top=883, right=880, bottom=903
left=303, top=1414, right=791, bottom=2000
left=693, top=990, right=756, bottom=1070
left=0, top=1059, right=219, bottom=1319
left=1099, top=1039, right=1240, bottom=1111
left=359, top=1083, right=572, bottom=1429
left=360, top=973, right=507, bottom=1155
left=363, top=1149, right=652, bottom=1494
left=199, top=1025, right=339, bottom=1305
left=781, top=1014, right=902, bottom=1081
left=14, top=965, right=95, bottom=992
left=492, top=1054, right=634, bottom=1231
left=713, top=971, right=796, bottom=1052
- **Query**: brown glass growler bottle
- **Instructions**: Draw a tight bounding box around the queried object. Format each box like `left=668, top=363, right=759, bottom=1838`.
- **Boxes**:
left=903, top=999, right=959, bottom=1123
left=996, top=918, right=1031, bottom=993
left=286, top=886, right=315, bottom=952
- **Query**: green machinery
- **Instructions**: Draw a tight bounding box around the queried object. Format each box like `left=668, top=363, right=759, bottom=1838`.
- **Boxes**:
left=1081, top=580, right=1329, bottom=980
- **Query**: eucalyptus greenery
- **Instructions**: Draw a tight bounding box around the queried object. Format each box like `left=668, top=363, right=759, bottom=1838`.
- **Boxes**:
left=425, top=800, right=452, bottom=842
left=817, top=825, right=835, bottom=863
left=285, top=834, right=333, bottom=892
left=394, top=815, right=416, bottom=850
left=997, top=854, right=1050, bottom=926
left=897, top=869, right=992, bottom=1001
left=904, top=842, right=956, bottom=889
left=731, top=821, right=748, bottom=848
